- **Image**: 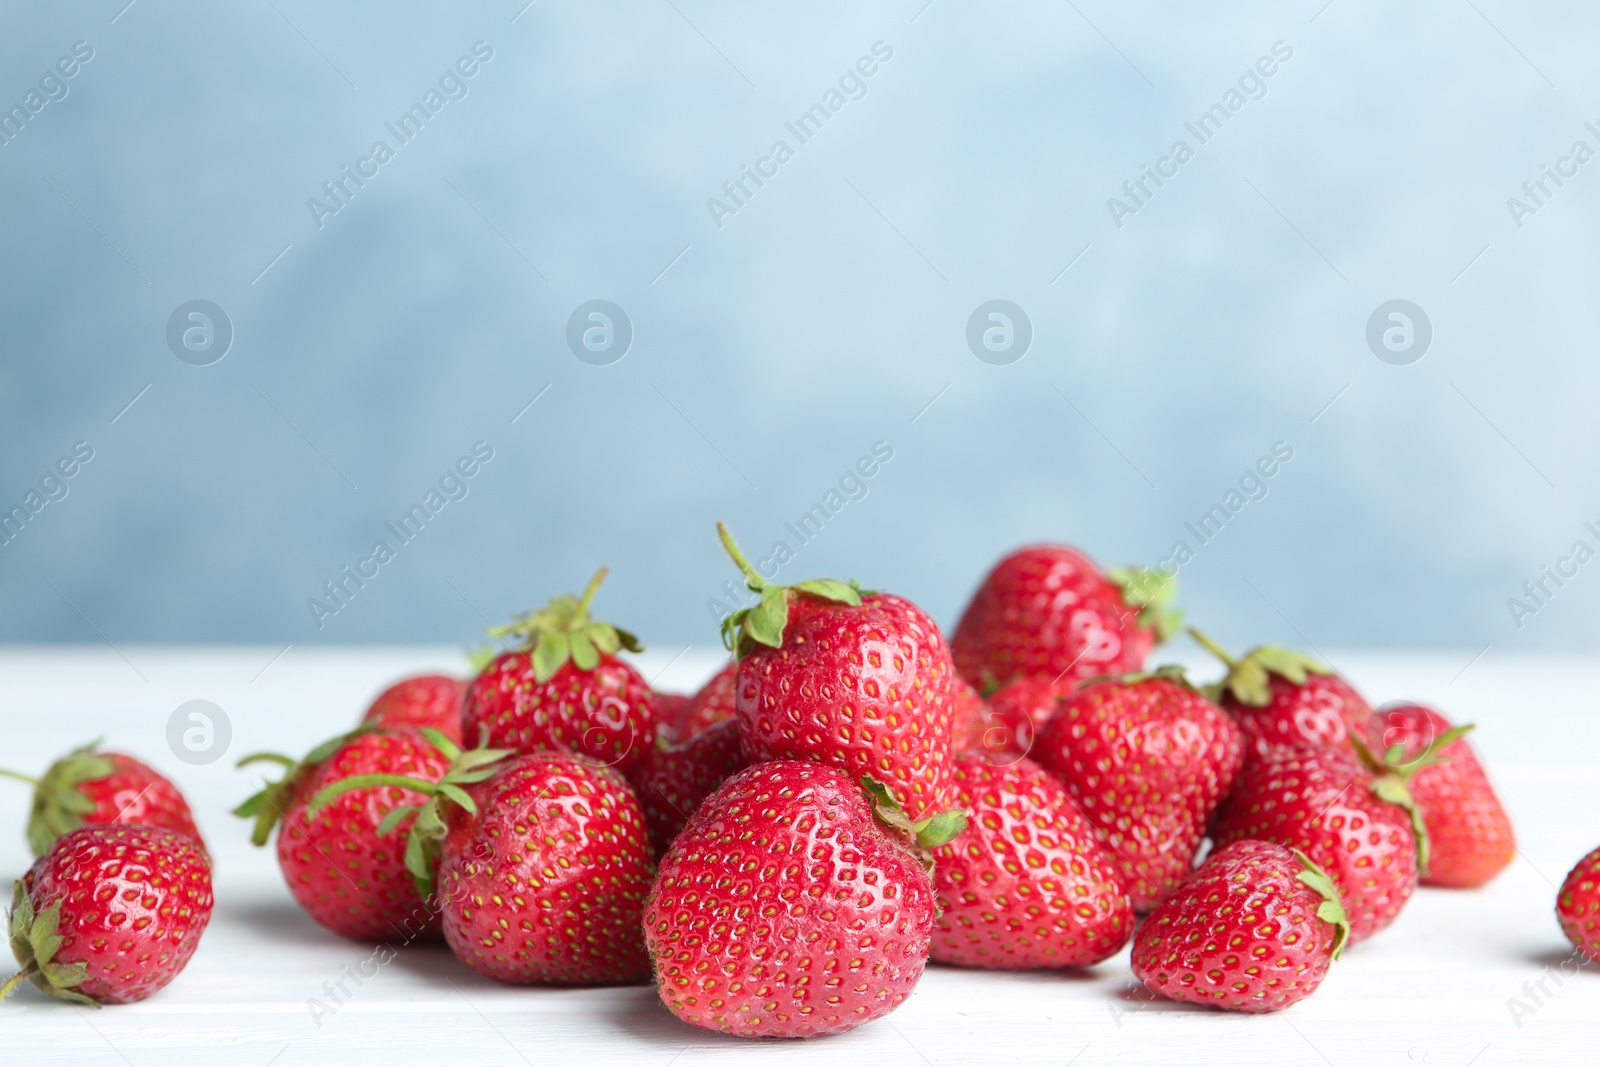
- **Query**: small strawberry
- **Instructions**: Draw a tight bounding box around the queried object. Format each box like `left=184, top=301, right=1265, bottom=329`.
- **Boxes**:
left=950, top=545, right=1180, bottom=691
left=1030, top=667, right=1242, bottom=909
left=651, top=692, right=691, bottom=745
left=676, top=660, right=738, bottom=741
left=930, top=756, right=1132, bottom=968
left=361, top=674, right=466, bottom=745
left=957, top=676, right=1070, bottom=762
left=1211, top=743, right=1422, bottom=944
left=463, top=568, right=656, bottom=775
left=3, top=824, right=213, bottom=1005
left=717, top=523, right=960, bottom=820
left=1558, top=846, right=1600, bottom=962
left=435, top=753, right=655, bottom=985
left=1, top=743, right=203, bottom=856
left=1361, top=703, right=1515, bottom=889
left=643, top=761, right=965, bottom=1038
left=1131, top=840, right=1348, bottom=1013
left=234, top=727, right=482, bottom=941
left=1189, top=629, right=1372, bottom=765
left=628, top=718, right=746, bottom=856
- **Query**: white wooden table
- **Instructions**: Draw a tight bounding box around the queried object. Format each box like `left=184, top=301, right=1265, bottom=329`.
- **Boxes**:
left=1, top=645, right=1593, bottom=1065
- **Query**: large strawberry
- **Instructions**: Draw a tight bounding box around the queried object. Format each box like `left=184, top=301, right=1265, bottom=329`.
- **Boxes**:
left=463, top=568, right=656, bottom=776
left=1030, top=667, right=1242, bottom=909
left=717, top=523, right=959, bottom=820
left=3, top=825, right=212, bottom=1005
left=1189, top=630, right=1372, bottom=765
left=1211, top=743, right=1422, bottom=944
left=628, top=718, right=746, bottom=856
left=436, top=753, right=655, bottom=985
left=950, top=545, right=1180, bottom=690
left=643, top=761, right=964, bottom=1038
left=235, top=727, right=500, bottom=942
left=1361, top=703, right=1515, bottom=889
left=362, top=674, right=466, bottom=745
left=1558, top=846, right=1600, bottom=962
left=931, top=756, right=1131, bottom=968
left=1131, top=840, right=1348, bottom=1013
left=2, top=743, right=203, bottom=856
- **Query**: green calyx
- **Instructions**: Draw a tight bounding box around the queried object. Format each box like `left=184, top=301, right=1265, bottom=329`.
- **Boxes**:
left=1349, top=724, right=1476, bottom=881
left=486, top=567, right=643, bottom=682
left=859, top=775, right=968, bottom=876
left=1189, top=628, right=1332, bottom=707
left=1107, top=567, right=1183, bottom=643
left=1291, top=849, right=1351, bottom=960
left=1076, top=663, right=1197, bottom=692
left=302, top=728, right=513, bottom=900
left=3, top=881, right=95, bottom=1006
left=11, top=742, right=117, bottom=859
left=716, top=522, right=866, bottom=658
left=232, top=726, right=375, bottom=847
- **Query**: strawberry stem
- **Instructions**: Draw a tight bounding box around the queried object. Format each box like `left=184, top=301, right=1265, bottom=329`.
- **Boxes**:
left=0, top=963, right=36, bottom=1001
left=716, top=521, right=765, bottom=591
left=0, top=769, right=38, bottom=787
left=1187, top=628, right=1236, bottom=668
left=574, top=567, right=608, bottom=622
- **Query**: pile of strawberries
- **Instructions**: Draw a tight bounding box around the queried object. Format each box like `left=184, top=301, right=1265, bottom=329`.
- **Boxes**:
left=4, top=527, right=1598, bottom=1033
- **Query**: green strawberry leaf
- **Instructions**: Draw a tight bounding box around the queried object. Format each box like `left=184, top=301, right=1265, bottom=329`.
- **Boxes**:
left=716, top=522, right=872, bottom=658
left=1108, top=567, right=1182, bottom=642
left=912, top=810, right=970, bottom=849
left=1292, top=849, right=1351, bottom=960
left=489, top=568, right=645, bottom=683
left=1189, top=628, right=1333, bottom=708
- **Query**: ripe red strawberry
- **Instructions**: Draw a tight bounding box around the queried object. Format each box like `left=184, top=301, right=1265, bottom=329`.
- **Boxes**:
left=930, top=756, right=1131, bottom=968
left=434, top=753, right=655, bottom=985
left=643, top=761, right=964, bottom=1037
left=676, top=660, right=737, bottom=741
left=463, top=568, right=656, bottom=775
left=957, top=676, right=1070, bottom=762
left=1211, top=743, right=1422, bottom=944
left=628, top=718, right=746, bottom=855
left=2, top=743, right=203, bottom=857
left=651, top=692, right=691, bottom=745
left=361, top=674, right=466, bottom=745
left=3, top=824, right=213, bottom=1005
left=950, top=545, right=1180, bottom=690
left=717, top=523, right=959, bottom=820
left=1030, top=667, right=1242, bottom=909
left=1558, top=846, right=1600, bottom=962
left=1190, top=630, right=1373, bottom=765
left=1131, top=840, right=1348, bottom=1012
left=235, top=728, right=457, bottom=941
left=1362, top=703, right=1515, bottom=889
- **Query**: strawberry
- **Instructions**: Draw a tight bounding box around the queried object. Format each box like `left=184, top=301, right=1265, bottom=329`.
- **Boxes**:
left=1030, top=667, right=1242, bottom=909
left=652, top=692, right=691, bottom=745
left=2, top=743, right=203, bottom=857
left=628, top=718, right=746, bottom=856
left=676, top=660, right=738, bottom=741
left=957, top=676, right=1069, bottom=762
left=643, top=761, right=965, bottom=1038
left=3, top=825, right=213, bottom=1005
left=717, top=523, right=959, bottom=820
left=361, top=674, right=466, bottom=745
left=434, top=753, right=655, bottom=985
left=950, top=545, right=1180, bottom=690
left=235, top=728, right=462, bottom=941
left=1131, top=840, right=1348, bottom=1013
left=1211, top=743, right=1422, bottom=944
left=1189, top=629, right=1373, bottom=765
left=1558, top=846, right=1600, bottom=962
left=463, top=568, right=656, bottom=775
left=930, top=756, right=1132, bottom=968
left=1361, top=703, right=1515, bottom=889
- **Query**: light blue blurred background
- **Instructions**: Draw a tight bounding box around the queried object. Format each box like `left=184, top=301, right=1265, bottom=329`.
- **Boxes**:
left=1, top=0, right=1595, bottom=655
